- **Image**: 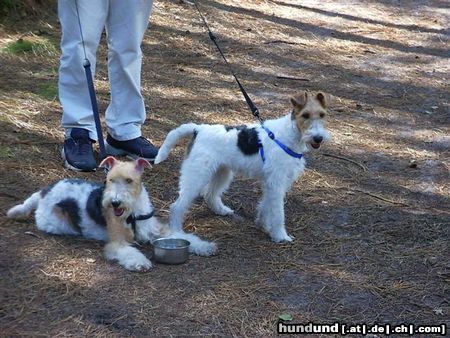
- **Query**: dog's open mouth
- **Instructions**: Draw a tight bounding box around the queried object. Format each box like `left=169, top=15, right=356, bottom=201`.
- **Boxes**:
left=311, top=142, right=321, bottom=149
left=113, top=207, right=125, bottom=217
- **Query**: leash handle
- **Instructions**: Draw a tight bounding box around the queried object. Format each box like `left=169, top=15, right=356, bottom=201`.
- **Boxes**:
left=194, top=1, right=264, bottom=123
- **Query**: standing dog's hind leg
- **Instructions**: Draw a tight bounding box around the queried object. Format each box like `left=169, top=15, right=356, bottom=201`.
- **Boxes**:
left=169, top=161, right=215, bottom=231
left=203, top=166, right=234, bottom=216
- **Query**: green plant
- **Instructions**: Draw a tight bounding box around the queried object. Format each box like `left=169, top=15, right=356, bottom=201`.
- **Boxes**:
left=4, top=38, right=34, bottom=53
left=3, top=37, right=58, bottom=56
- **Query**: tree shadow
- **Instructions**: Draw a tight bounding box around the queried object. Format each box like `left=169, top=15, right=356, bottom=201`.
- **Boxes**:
left=143, top=22, right=449, bottom=124
left=202, top=0, right=449, bottom=58
left=271, top=0, right=450, bottom=36
left=361, top=0, right=450, bottom=10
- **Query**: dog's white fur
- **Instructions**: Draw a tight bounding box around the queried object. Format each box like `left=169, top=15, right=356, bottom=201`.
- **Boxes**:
left=7, top=164, right=217, bottom=271
left=155, top=91, right=331, bottom=243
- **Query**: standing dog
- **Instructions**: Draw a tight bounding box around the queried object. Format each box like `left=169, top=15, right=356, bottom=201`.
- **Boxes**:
left=155, top=91, right=331, bottom=243
left=7, top=156, right=217, bottom=271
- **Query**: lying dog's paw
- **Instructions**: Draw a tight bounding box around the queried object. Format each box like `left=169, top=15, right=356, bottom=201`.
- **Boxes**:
left=124, top=256, right=152, bottom=271
left=122, top=250, right=153, bottom=271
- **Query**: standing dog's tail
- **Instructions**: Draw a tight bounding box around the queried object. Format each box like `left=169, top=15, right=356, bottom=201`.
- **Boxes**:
left=7, top=192, right=41, bottom=219
left=154, top=123, right=198, bottom=164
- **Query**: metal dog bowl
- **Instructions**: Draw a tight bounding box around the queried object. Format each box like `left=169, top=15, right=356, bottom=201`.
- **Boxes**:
left=152, top=238, right=190, bottom=264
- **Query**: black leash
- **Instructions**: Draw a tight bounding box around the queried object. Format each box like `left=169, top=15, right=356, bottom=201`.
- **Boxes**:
left=193, top=1, right=263, bottom=123
left=75, top=0, right=106, bottom=160
left=193, top=1, right=305, bottom=163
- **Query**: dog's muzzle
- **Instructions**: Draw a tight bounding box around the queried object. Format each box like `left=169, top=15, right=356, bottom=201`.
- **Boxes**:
left=311, top=135, right=323, bottom=149
left=111, top=199, right=125, bottom=217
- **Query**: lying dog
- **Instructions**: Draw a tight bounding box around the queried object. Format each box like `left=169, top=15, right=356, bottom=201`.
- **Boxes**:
left=155, top=91, right=331, bottom=243
left=7, top=156, right=217, bottom=271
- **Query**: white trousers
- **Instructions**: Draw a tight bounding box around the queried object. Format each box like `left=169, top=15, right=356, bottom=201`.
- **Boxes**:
left=58, top=0, right=153, bottom=141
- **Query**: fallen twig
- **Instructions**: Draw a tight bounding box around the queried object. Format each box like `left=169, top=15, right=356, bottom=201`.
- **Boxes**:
left=322, top=153, right=368, bottom=171
left=264, top=40, right=298, bottom=45
left=350, top=188, right=410, bottom=206
left=24, top=231, right=43, bottom=239
left=276, top=76, right=310, bottom=81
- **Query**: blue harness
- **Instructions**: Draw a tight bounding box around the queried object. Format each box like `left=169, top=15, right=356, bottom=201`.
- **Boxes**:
left=258, top=125, right=303, bottom=163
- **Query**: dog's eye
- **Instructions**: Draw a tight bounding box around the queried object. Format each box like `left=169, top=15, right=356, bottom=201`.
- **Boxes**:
left=302, top=113, right=310, bottom=119
left=320, top=113, right=326, bottom=118
left=126, top=178, right=133, bottom=184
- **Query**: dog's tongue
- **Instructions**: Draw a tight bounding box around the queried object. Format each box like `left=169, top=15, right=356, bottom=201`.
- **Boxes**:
left=311, top=143, right=321, bottom=149
left=114, top=207, right=124, bottom=217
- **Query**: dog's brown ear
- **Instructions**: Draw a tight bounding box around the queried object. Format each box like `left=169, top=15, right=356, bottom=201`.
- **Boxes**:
left=290, top=91, right=308, bottom=109
left=134, top=158, right=152, bottom=173
left=99, top=156, right=117, bottom=170
left=316, top=92, right=328, bottom=108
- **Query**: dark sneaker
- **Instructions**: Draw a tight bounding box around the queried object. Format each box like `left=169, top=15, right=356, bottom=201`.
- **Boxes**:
left=62, top=128, right=97, bottom=172
left=105, top=134, right=159, bottom=161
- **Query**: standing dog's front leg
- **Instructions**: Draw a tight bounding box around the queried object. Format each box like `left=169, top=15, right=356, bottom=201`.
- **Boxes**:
left=256, top=181, right=293, bottom=243
left=104, top=211, right=152, bottom=271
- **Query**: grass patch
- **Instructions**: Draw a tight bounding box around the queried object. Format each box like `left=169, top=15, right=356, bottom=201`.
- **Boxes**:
left=4, top=38, right=34, bottom=53
left=0, top=146, right=14, bottom=159
left=38, top=83, right=57, bottom=100
left=3, top=37, right=58, bottom=56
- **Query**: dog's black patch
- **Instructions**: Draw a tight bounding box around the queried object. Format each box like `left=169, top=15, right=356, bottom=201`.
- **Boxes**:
left=86, top=187, right=106, bottom=227
left=56, top=198, right=82, bottom=234
left=225, top=125, right=246, bottom=132
left=237, top=127, right=260, bottom=155
left=186, top=130, right=198, bottom=155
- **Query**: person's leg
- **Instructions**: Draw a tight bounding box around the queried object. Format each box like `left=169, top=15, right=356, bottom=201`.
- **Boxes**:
left=103, top=0, right=158, bottom=161
left=58, top=0, right=108, bottom=140
left=58, top=0, right=109, bottom=170
left=105, top=0, right=153, bottom=140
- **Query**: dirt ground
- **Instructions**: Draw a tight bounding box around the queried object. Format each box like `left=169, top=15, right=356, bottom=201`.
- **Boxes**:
left=0, top=0, right=449, bottom=336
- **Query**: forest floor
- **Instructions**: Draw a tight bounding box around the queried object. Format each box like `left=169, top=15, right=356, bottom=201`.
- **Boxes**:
left=0, top=0, right=449, bottom=336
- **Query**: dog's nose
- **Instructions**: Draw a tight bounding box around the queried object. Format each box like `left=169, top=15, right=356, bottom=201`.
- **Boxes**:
left=111, top=200, right=121, bottom=208
left=313, top=135, right=323, bottom=144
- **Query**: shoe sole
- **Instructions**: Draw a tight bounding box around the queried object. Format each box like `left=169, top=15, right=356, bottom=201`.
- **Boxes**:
left=61, top=148, right=96, bottom=172
left=105, top=141, right=156, bottom=162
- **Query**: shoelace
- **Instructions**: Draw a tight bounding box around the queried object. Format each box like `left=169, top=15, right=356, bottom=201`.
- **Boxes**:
left=74, top=138, right=93, bottom=155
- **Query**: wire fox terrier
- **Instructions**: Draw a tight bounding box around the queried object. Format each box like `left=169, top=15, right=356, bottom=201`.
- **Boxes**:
left=155, top=91, right=331, bottom=243
left=7, top=157, right=217, bottom=271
